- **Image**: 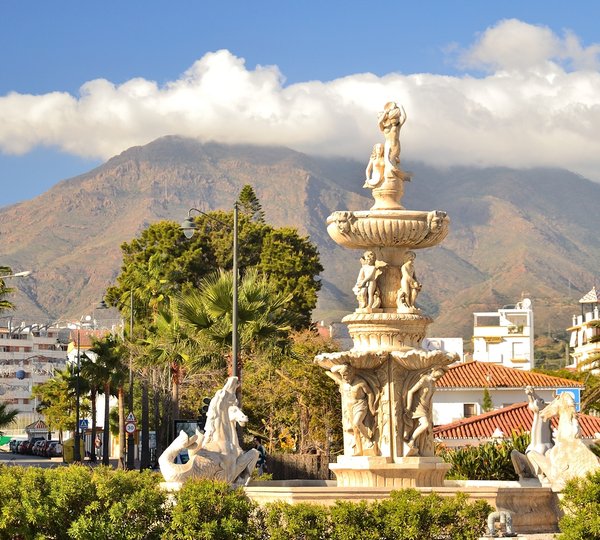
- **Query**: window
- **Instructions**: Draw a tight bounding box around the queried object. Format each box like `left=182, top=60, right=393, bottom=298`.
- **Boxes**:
left=463, top=403, right=477, bottom=418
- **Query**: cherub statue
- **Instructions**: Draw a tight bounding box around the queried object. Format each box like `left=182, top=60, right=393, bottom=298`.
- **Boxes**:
left=397, top=251, right=421, bottom=310
left=353, top=251, right=386, bottom=310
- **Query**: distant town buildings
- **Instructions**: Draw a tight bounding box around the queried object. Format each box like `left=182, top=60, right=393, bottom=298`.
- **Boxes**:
left=0, top=321, right=68, bottom=430
left=471, top=299, right=534, bottom=371
left=567, top=286, right=600, bottom=372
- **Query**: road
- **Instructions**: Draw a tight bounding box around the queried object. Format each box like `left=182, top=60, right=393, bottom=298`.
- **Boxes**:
left=0, top=450, right=121, bottom=468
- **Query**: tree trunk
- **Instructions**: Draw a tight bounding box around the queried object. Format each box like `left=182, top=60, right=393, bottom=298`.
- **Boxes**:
left=118, top=385, right=125, bottom=469
left=102, top=382, right=111, bottom=465
left=153, top=370, right=161, bottom=463
left=169, top=363, right=180, bottom=444
left=140, top=374, right=150, bottom=469
left=90, top=386, right=97, bottom=462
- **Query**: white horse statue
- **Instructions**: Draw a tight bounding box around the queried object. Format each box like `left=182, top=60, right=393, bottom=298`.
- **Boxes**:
left=159, top=377, right=259, bottom=487
left=525, top=391, right=600, bottom=490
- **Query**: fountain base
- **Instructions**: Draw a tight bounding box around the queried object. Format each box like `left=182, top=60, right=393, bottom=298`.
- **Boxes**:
left=330, top=455, right=450, bottom=488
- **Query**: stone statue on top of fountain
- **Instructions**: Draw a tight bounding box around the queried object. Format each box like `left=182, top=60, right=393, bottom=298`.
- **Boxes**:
left=363, top=101, right=410, bottom=210
left=353, top=250, right=386, bottom=311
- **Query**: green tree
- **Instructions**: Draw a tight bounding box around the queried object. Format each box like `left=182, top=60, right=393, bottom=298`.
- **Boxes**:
left=89, top=334, right=128, bottom=465
left=257, top=227, right=323, bottom=329
left=142, top=306, right=195, bottom=440
left=238, top=184, right=265, bottom=223
left=32, top=368, right=90, bottom=442
left=106, top=190, right=322, bottom=330
left=176, top=268, right=296, bottom=376
left=0, top=403, right=18, bottom=434
left=242, top=329, right=342, bottom=454
left=0, top=266, right=16, bottom=313
left=482, top=387, right=493, bottom=412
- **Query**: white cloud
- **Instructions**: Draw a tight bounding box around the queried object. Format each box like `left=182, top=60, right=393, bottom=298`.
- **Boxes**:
left=2, top=21, right=600, bottom=181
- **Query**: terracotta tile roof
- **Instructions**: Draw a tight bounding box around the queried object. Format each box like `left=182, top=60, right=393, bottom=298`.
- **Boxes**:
left=434, top=402, right=600, bottom=440
left=68, top=329, right=108, bottom=349
left=436, top=361, right=583, bottom=390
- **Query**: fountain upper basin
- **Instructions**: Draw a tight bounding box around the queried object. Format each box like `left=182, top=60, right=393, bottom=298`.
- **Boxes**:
left=326, top=209, right=449, bottom=251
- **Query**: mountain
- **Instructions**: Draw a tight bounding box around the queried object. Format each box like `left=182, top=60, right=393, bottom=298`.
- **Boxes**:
left=1, top=136, right=598, bottom=339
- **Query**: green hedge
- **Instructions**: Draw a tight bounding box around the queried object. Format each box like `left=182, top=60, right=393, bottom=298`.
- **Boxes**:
left=559, top=470, right=600, bottom=540
left=0, top=465, right=491, bottom=539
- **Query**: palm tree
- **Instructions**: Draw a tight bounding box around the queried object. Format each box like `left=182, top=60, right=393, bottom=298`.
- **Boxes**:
left=0, top=266, right=16, bottom=313
left=0, top=403, right=18, bottom=434
left=142, top=307, right=194, bottom=442
left=176, top=268, right=297, bottom=376
left=88, top=335, right=127, bottom=466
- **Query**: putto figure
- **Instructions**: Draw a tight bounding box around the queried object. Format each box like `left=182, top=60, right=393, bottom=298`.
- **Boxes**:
left=353, top=250, right=386, bottom=310
left=397, top=251, right=421, bottom=311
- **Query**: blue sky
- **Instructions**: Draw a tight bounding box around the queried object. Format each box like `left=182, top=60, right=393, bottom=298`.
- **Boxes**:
left=2, top=1, right=600, bottom=207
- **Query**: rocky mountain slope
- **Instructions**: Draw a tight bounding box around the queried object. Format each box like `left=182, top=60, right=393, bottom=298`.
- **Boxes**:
left=1, top=136, right=598, bottom=339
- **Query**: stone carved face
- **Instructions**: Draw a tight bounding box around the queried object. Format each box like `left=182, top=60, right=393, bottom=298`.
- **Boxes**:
left=363, top=251, right=376, bottom=265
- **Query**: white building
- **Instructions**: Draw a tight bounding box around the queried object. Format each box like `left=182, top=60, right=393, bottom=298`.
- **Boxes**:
left=422, top=337, right=464, bottom=362
left=567, top=287, right=600, bottom=372
left=0, top=322, right=68, bottom=431
left=472, top=298, right=534, bottom=371
left=433, top=361, right=583, bottom=426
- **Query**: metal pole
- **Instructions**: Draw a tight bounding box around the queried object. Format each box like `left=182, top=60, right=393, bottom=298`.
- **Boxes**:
left=74, top=329, right=81, bottom=462
left=232, top=202, right=239, bottom=380
left=126, top=289, right=135, bottom=470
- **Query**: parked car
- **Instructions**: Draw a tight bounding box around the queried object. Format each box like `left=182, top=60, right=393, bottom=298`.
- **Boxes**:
left=47, top=441, right=63, bottom=457
left=9, top=439, right=26, bottom=453
left=17, top=440, right=30, bottom=454
left=32, top=440, right=46, bottom=456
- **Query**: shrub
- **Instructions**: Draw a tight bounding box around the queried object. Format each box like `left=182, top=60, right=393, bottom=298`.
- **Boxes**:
left=165, top=480, right=260, bottom=540
left=0, top=465, right=95, bottom=539
left=374, top=489, right=490, bottom=540
left=264, top=501, right=331, bottom=540
left=439, top=431, right=529, bottom=480
left=329, top=500, right=381, bottom=540
left=559, top=470, right=600, bottom=540
left=68, top=467, right=167, bottom=540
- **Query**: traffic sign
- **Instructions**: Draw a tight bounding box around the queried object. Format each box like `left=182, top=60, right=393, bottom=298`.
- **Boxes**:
left=556, top=388, right=581, bottom=412
left=79, top=419, right=89, bottom=430
left=125, top=422, right=136, bottom=434
left=126, top=412, right=137, bottom=423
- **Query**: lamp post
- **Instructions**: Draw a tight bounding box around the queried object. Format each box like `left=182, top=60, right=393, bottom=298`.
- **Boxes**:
left=68, top=328, right=83, bottom=462
left=0, top=270, right=32, bottom=279
left=126, top=289, right=135, bottom=470
left=180, top=204, right=239, bottom=379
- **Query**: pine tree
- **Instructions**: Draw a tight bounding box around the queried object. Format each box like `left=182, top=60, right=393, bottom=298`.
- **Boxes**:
left=238, top=184, right=265, bottom=223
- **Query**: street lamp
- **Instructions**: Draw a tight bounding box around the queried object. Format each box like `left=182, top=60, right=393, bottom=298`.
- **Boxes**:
left=0, top=270, right=32, bottom=279
left=67, top=327, right=84, bottom=462
left=180, top=204, right=239, bottom=379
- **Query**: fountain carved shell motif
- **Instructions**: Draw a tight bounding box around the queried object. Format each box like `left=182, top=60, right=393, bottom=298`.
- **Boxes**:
left=326, top=209, right=449, bottom=250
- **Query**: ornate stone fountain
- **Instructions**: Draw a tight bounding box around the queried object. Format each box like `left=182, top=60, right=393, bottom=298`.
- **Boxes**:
left=315, top=101, right=456, bottom=488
